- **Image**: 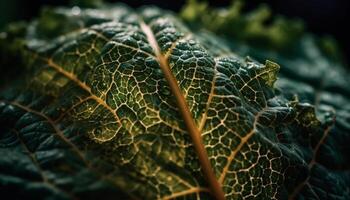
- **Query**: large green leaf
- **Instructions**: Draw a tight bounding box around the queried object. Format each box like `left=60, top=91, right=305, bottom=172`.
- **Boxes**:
left=0, top=2, right=349, bottom=200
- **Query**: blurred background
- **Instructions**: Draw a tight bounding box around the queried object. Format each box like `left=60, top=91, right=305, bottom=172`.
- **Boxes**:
left=1, top=0, right=349, bottom=63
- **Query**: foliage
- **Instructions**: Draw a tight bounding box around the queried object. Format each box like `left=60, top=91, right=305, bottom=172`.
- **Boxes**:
left=0, top=1, right=349, bottom=199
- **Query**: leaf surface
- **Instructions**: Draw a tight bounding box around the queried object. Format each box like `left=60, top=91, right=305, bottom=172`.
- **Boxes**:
left=0, top=2, right=349, bottom=200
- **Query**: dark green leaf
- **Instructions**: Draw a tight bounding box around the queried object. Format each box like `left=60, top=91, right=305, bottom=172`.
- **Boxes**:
left=0, top=2, right=349, bottom=200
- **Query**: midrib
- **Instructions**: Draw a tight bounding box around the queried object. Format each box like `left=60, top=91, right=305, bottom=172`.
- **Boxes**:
left=139, top=20, right=225, bottom=200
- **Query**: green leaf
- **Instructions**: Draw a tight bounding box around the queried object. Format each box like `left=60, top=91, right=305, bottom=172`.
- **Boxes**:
left=0, top=2, right=349, bottom=200
left=183, top=2, right=350, bottom=199
left=181, top=0, right=304, bottom=50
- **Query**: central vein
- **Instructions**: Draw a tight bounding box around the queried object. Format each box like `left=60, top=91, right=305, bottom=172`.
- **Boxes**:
left=139, top=21, right=225, bottom=200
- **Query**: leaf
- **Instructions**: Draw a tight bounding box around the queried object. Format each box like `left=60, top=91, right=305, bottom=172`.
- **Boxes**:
left=182, top=2, right=350, bottom=199
left=181, top=0, right=304, bottom=50
left=1, top=2, right=349, bottom=200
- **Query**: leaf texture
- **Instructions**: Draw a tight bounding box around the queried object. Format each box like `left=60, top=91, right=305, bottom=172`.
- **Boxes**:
left=0, top=2, right=349, bottom=200
left=181, top=1, right=350, bottom=199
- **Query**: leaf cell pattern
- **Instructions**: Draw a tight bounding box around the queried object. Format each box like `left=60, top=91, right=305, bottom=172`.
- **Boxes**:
left=0, top=3, right=349, bottom=200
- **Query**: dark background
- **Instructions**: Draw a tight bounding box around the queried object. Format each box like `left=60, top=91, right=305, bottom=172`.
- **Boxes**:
left=1, top=0, right=349, bottom=63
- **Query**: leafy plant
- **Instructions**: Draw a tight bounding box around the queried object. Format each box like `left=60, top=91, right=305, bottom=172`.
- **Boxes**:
left=0, top=1, right=349, bottom=200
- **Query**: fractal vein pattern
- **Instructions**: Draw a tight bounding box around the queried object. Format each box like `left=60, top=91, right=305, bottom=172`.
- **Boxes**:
left=0, top=0, right=349, bottom=199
